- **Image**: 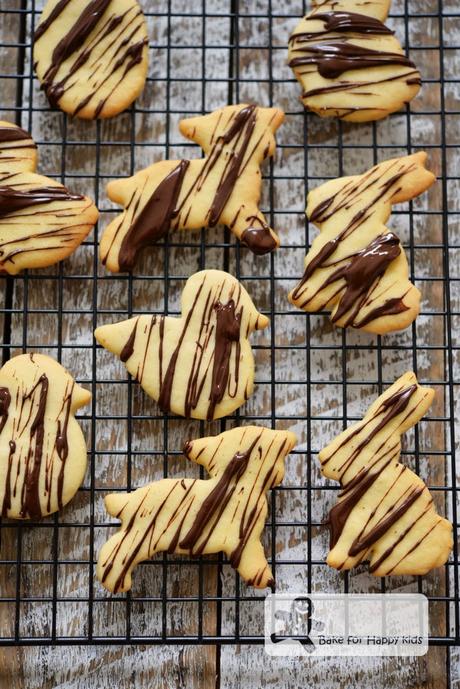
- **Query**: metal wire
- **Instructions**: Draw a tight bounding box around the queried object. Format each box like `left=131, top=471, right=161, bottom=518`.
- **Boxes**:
left=0, top=0, right=458, bottom=652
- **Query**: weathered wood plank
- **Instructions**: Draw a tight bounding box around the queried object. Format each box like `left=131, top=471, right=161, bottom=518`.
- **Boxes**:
left=0, top=0, right=457, bottom=685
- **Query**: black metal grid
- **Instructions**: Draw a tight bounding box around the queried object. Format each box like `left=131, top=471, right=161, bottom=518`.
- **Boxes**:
left=0, top=0, right=458, bottom=652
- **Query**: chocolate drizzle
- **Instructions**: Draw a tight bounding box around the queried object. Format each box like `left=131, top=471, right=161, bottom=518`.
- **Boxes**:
left=120, top=319, right=138, bottom=362
left=288, top=7, right=421, bottom=120
left=153, top=283, right=245, bottom=420
left=295, top=232, right=408, bottom=328
left=117, top=160, right=190, bottom=271
left=207, top=300, right=241, bottom=421
left=34, top=0, right=72, bottom=41
left=330, top=232, right=403, bottom=325
left=348, top=485, right=424, bottom=557
left=41, top=0, right=112, bottom=101
left=22, top=374, right=49, bottom=519
left=288, top=10, right=413, bottom=78
left=0, top=185, right=84, bottom=217
left=290, top=11, right=394, bottom=43
left=208, top=104, right=257, bottom=226
left=241, top=225, right=277, bottom=255
left=179, top=440, right=256, bottom=553
left=289, top=42, right=415, bottom=80
left=0, top=387, right=10, bottom=434
left=0, top=125, right=33, bottom=144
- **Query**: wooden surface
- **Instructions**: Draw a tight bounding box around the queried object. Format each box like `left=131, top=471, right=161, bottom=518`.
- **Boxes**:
left=0, top=0, right=458, bottom=686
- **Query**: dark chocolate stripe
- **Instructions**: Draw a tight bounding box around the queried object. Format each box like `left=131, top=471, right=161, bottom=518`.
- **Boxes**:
left=289, top=11, right=394, bottom=43
left=118, top=160, right=189, bottom=272
left=22, top=374, right=48, bottom=519
left=0, top=125, right=34, bottom=144
left=42, top=0, right=112, bottom=91
left=348, top=486, right=424, bottom=557
left=0, top=185, right=84, bottom=217
left=289, top=42, right=415, bottom=80
left=206, top=300, right=241, bottom=421
left=35, top=0, right=72, bottom=41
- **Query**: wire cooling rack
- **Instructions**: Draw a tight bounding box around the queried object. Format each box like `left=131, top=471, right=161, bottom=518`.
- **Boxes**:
left=0, top=0, right=458, bottom=649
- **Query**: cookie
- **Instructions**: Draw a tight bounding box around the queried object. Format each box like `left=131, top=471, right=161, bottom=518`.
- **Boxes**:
left=0, top=121, right=37, bottom=173
left=320, top=372, right=453, bottom=576
left=99, top=103, right=284, bottom=271
left=289, top=152, right=435, bottom=334
left=97, top=425, right=297, bottom=592
left=94, top=269, right=269, bottom=420
left=33, top=0, right=149, bottom=119
left=0, top=121, right=98, bottom=274
left=0, top=354, right=91, bottom=520
left=288, top=0, right=421, bottom=122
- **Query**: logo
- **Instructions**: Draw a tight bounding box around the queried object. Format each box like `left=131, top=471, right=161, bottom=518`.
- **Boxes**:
left=265, top=593, right=428, bottom=657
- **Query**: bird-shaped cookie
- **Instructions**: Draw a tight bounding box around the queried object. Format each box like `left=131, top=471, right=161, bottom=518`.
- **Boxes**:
left=0, top=354, right=91, bottom=519
left=97, top=425, right=297, bottom=593
left=34, top=0, right=149, bottom=119
left=289, top=152, right=436, bottom=334
left=288, top=0, right=421, bottom=122
left=99, top=103, right=285, bottom=271
left=320, top=372, right=453, bottom=576
left=94, top=270, right=269, bottom=420
left=0, top=120, right=98, bottom=274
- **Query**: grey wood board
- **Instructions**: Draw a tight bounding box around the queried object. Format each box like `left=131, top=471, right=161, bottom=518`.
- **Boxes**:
left=0, top=0, right=458, bottom=686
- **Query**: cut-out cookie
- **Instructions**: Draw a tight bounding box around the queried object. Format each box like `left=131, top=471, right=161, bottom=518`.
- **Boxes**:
left=100, top=103, right=284, bottom=271
left=34, top=0, right=149, bottom=119
left=94, top=270, right=269, bottom=420
left=0, top=354, right=91, bottom=519
left=289, top=152, right=435, bottom=334
left=288, top=0, right=421, bottom=122
left=0, top=120, right=98, bottom=274
left=320, top=372, right=452, bottom=576
left=97, top=425, right=297, bottom=592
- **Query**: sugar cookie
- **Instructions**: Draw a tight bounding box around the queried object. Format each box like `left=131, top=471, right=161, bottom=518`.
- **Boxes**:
left=288, top=0, right=421, bottom=122
left=100, top=103, right=284, bottom=271
left=97, top=425, right=297, bottom=592
left=289, top=152, right=435, bottom=334
left=94, top=270, right=269, bottom=420
left=0, top=354, right=91, bottom=519
left=33, top=0, right=149, bottom=119
left=320, top=372, right=453, bottom=576
left=0, top=120, right=98, bottom=274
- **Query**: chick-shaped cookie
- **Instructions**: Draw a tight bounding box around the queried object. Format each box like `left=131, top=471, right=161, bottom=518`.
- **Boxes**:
left=0, top=121, right=98, bottom=274
left=320, top=372, right=452, bottom=576
left=289, top=152, right=435, bottom=334
left=288, top=0, right=421, bottom=122
left=95, top=270, right=269, bottom=420
left=0, top=354, right=91, bottom=520
left=100, top=103, right=285, bottom=271
left=33, top=0, right=149, bottom=119
left=97, top=425, right=297, bottom=593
